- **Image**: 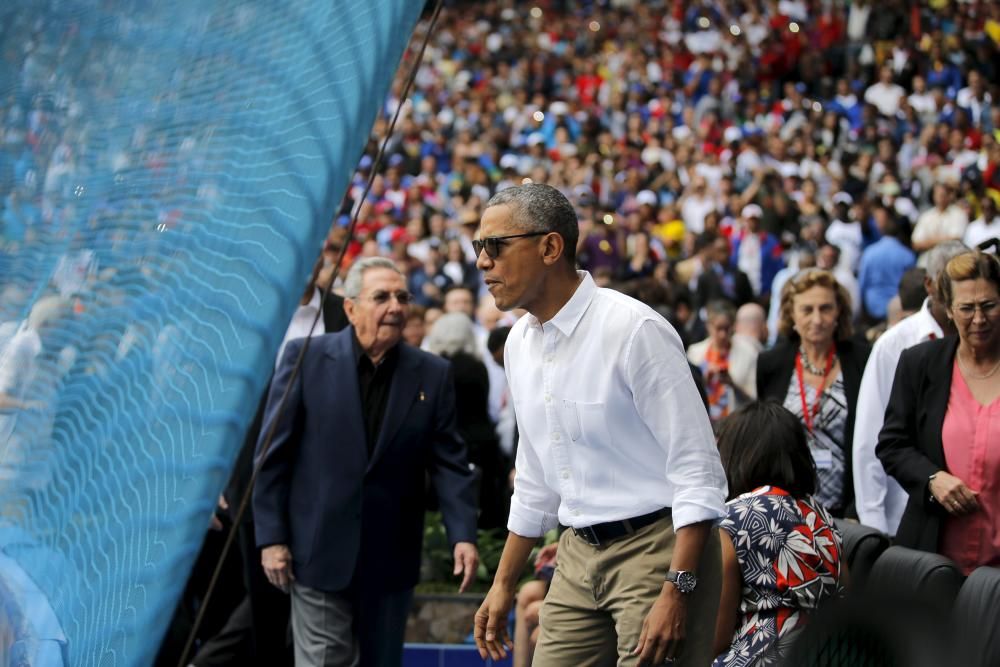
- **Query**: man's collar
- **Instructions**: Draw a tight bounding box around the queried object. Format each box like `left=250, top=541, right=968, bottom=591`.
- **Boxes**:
left=915, top=298, right=946, bottom=339
left=523, top=271, right=597, bottom=338
left=351, top=329, right=399, bottom=367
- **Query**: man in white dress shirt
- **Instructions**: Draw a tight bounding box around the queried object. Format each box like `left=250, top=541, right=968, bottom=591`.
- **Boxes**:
left=471, top=183, right=728, bottom=667
left=852, top=241, right=966, bottom=535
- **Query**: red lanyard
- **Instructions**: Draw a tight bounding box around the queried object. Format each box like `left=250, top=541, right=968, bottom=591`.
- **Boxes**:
left=795, top=344, right=836, bottom=435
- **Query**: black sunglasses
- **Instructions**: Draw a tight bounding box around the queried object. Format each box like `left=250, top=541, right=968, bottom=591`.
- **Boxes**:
left=473, top=232, right=547, bottom=259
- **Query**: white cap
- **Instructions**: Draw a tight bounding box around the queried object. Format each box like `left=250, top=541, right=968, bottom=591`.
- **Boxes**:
left=640, top=146, right=662, bottom=166
left=741, top=203, right=763, bottom=219
left=499, top=154, right=519, bottom=170
left=723, top=126, right=743, bottom=144
left=832, top=191, right=853, bottom=206
left=636, top=190, right=658, bottom=207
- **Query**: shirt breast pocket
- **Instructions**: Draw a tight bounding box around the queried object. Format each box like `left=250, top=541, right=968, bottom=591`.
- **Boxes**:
left=562, top=399, right=610, bottom=446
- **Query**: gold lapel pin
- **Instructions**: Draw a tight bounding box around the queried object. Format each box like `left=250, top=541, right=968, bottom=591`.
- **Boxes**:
left=419, top=390, right=426, bottom=402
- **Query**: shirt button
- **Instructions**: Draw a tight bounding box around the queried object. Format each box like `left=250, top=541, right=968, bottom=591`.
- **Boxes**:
left=551, top=432, right=561, bottom=442
left=544, top=393, right=552, bottom=403
left=545, top=355, right=554, bottom=363
left=573, top=509, right=581, bottom=516
left=561, top=471, right=570, bottom=479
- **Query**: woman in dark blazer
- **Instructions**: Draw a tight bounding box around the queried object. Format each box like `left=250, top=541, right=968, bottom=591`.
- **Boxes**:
left=877, top=252, right=1000, bottom=571
left=757, top=268, right=870, bottom=517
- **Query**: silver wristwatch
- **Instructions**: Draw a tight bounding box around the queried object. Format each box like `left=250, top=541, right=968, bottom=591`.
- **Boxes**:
left=665, top=570, right=697, bottom=594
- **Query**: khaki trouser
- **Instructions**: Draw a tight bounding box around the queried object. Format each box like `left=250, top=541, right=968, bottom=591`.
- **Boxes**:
left=532, top=516, right=721, bottom=667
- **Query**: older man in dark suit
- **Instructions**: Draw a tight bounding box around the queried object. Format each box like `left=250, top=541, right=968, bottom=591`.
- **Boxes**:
left=253, top=257, right=479, bottom=667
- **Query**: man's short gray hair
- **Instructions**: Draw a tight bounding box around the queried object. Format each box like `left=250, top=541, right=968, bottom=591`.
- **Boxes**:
left=343, top=257, right=403, bottom=299
left=423, top=313, right=480, bottom=358
left=485, top=183, right=579, bottom=266
left=925, top=240, right=969, bottom=285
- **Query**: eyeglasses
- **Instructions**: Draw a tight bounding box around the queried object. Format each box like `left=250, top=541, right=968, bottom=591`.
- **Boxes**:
left=363, top=289, right=412, bottom=306
left=472, top=232, right=547, bottom=259
left=952, top=300, right=999, bottom=321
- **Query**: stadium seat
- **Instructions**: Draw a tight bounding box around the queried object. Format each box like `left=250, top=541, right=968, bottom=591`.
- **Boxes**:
left=833, top=519, right=889, bottom=589
left=867, top=546, right=964, bottom=613
left=952, top=566, right=1000, bottom=667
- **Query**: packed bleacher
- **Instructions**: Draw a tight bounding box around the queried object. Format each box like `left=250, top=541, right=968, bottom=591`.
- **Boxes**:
left=2, top=0, right=999, bottom=665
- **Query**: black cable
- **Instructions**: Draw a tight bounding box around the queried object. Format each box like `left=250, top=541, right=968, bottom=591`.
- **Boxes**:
left=176, top=1, right=444, bottom=663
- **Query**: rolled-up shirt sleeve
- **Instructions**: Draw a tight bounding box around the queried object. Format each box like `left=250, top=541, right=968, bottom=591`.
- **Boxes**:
left=626, top=319, right=728, bottom=529
left=507, top=419, right=560, bottom=538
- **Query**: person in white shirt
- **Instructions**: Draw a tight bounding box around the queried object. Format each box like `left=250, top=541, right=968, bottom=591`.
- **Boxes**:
left=852, top=241, right=966, bottom=535
left=824, top=193, right=863, bottom=272
left=907, top=74, right=937, bottom=121
left=472, top=184, right=727, bottom=667
left=911, top=183, right=969, bottom=253
left=274, top=258, right=347, bottom=368
left=956, top=70, right=992, bottom=126
left=963, top=197, right=1000, bottom=250
left=817, top=243, right=861, bottom=321
left=864, top=66, right=906, bottom=117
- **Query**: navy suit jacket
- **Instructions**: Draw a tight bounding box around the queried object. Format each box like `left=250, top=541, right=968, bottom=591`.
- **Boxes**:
left=252, top=326, right=478, bottom=593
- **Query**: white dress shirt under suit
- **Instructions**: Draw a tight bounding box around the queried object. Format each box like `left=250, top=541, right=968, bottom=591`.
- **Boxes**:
left=505, top=272, right=728, bottom=538
left=852, top=299, right=944, bottom=535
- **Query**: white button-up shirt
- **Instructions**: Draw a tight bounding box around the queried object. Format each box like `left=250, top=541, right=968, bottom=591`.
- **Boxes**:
left=505, top=272, right=728, bottom=538
left=853, top=299, right=945, bottom=535
left=275, top=288, right=325, bottom=369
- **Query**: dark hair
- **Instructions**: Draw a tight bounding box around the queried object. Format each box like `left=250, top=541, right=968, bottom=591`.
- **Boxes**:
left=444, top=284, right=477, bottom=305
left=716, top=400, right=817, bottom=500
left=694, top=230, right=720, bottom=253
left=486, top=183, right=580, bottom=267
left=487, top=325, right=511, bottom=355
left=705, top=299, right=736, bottom=322
left=897, top=267, right=927, bottom=312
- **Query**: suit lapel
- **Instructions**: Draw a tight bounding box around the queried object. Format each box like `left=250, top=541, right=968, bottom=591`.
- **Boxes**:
left=367, top=345, right=421, bottom=471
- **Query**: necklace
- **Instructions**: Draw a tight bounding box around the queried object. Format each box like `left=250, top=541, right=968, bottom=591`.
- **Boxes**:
left=798, top=345, right=835, bottom=375
left=957, top=350, right=1000, bottom=380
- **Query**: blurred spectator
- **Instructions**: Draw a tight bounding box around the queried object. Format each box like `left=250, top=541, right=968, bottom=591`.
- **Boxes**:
left=696, top=235, right=755, bottom=309
left=734, top=302, right=768, bottom=350
left=912, top=183, right=969, bottom=253
left=687, top=300, right=758, bottom=424
left=403, top=304, right=427, bottom=348
left=963, top=196, right=1000, bottom=249
left=729, top=204, right=785, bottom=299
left=817, top=242, right=861, bottom=320
left=424, top=313, right=509, bottom=530
left=859, top=208, right=916, bottom=321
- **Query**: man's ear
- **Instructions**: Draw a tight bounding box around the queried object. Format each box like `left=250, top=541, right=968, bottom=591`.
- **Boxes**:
left=343, top=298, right=357, bottom=323
left=539, top=232, right=565, bottom=267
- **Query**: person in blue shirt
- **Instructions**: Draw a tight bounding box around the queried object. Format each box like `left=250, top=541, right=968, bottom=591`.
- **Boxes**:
left=858, top=206, right=916, bottom=321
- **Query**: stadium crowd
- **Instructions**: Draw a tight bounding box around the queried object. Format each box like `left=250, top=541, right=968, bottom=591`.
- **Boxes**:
left=2, top=0, right=1000, bottom=664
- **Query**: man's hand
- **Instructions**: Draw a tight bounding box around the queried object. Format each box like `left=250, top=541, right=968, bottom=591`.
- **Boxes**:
left=453, top=541, right=479, bottom=593
left=473, top=583, right=515, bottom=661
left=209, top=496, right=229, bottom=532
left=633, top=584, right=688, bottom=666
left=261, top=544, right=294, bottom=593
